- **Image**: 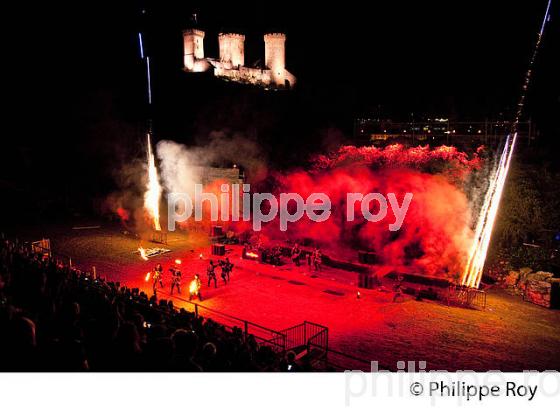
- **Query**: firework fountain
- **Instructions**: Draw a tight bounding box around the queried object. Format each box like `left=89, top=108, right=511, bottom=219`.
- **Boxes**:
left=461, top=0, right=552, bottom=287
left=144, top=133, right=162, bottom=231
left=135, top=134, right=163, bottom=262
left=461, top=133, right=517, bottom=287
left=137, top=9, right=161, bottom=232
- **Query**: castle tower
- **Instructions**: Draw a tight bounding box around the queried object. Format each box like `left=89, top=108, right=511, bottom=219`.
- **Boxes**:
left=264, top=33, right=286, bottom=86
left=183, top=28, right=205, bottom=71
left=218, top=33, right=245, bottom=68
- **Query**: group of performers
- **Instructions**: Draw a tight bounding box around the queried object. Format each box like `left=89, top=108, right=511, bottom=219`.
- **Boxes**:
left=206, top=258, right=234, bottom=288
left=259, top=246, right=283, bottom=266
left=243, top=241, right=324, bottom=271
left=148, top=257, right=234, bottom=301
left=291, top=244, right=322, bottom=271
left=151, top=263, right=165, bottom=293
left=150, top=262, right=184, bottom=295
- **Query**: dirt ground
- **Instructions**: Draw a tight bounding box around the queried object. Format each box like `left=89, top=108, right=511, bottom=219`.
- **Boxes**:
left=8, top=223, right=560, bottom=371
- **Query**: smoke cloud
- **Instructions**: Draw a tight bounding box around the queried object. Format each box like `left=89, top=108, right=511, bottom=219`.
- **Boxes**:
left=157, top=131, right=268, bottom=193
left=254, top=166, right=473, bottom=278
left=108, top=131, right=485, bottom=279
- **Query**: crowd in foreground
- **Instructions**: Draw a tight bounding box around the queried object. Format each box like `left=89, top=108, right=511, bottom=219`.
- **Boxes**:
left=0, top=238, right=306, bottom=371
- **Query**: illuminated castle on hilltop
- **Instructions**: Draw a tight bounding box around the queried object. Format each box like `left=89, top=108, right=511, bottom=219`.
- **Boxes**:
left=182, top=18, right=296, bottom=89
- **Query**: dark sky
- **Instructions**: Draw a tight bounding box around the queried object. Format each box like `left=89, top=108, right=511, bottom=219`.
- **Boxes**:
left=3, top=0, right=558, bottom=212
left=8, top=0, right=558, bottom=126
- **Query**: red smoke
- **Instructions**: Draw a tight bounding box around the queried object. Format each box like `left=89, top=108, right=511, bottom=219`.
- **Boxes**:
left=116, top=139, right=482, bottom=279
left=312, top=144, right=483, bottom=183
left=249, top=145, right=482, bottom=278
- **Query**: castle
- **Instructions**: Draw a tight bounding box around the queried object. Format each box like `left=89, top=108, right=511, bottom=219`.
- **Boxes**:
left=182, top=23, right=296, bottom=89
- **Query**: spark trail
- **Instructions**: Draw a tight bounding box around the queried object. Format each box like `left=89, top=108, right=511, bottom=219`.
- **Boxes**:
left=462, top=133, right=517, bottom=287
left=144, top=134, right=162, bottom=231
left=461, top=0, right=553, bottom=287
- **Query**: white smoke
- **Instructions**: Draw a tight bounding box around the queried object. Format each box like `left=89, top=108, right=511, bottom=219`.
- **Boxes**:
left=156, top=140, right=198, bottom=195
left=155, top=131, right=267, bottom=195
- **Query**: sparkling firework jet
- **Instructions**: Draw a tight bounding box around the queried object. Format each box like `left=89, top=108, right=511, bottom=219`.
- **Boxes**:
left=144, top=134, right=162, bottom=231
left=462, top=0, right=552, bottom=287
left=461, top=133, right=517, bottom=288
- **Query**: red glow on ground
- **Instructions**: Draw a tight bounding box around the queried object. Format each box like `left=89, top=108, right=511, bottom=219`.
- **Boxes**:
left=52, top=227, right=560, bottom=371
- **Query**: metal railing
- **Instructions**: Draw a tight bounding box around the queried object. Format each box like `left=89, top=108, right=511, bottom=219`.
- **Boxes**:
left=279, top=321, right=328, bottom=356
left=20, top=239, right=76, bottom=268
left=306, top=321, right=329, bottom=353
left=280, top=322, right=307, bottom=351
left=447, top=285, right=487, bottom=309
left=168, top=294, right=288, bottom=352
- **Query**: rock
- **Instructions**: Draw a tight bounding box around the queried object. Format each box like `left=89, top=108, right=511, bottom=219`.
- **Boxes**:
left=504, top=271, right=520, bottom=287
left=519, top=267, right=533, bottom=276
left=532, top=271, right=554, bottom=281
left=516, top=268, right=534, bottom=290
left=524, top=273, right=536, bottom=282
left=524, top=279, right=552, bottom=308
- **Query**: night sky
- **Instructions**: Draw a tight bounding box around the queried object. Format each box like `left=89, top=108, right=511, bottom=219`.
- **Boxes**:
left=3, top=0, right=559, bottom=217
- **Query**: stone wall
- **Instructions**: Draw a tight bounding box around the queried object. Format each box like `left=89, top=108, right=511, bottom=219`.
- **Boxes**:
left=218, top=33, right=245, bottom=68
left=183, top=29, right=206, bottom=71
left=183, top=29, right=296, bottom=89
left=264, top=33, right=286, bottom=86
left=501, top=268, right=559, bottom=308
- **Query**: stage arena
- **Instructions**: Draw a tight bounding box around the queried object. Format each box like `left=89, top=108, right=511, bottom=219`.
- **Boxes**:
left=15, top=222, right=560, bottom=371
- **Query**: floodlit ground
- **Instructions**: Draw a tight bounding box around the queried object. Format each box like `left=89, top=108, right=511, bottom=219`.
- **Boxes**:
left=9, top=223, right=560, bottom=371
